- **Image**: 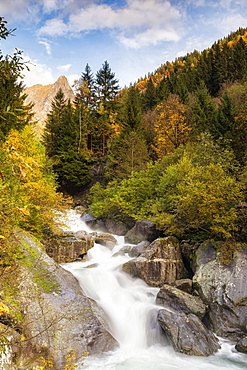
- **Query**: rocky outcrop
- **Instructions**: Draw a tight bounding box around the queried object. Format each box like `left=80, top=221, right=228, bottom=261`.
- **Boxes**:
left=12, top=230, right=117, bottom=370
left=122, top=237, right=184, bottom=287
left=124, top=220, right=162, bottom=244
left=44, top=230, right=94, bottom=263
left=24, top=76, right=75, bottom=124
left=193, top=242, right=247, bottom=342
left=157, top=309, right=220, bottom=356
left=156, top=284, right=207, bottom=319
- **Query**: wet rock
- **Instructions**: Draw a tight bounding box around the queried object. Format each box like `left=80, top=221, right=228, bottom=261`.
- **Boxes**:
left=128, top=240, right=150, bottom=257
left=235, top=337, right=247, bottom=354
left=124, top=220, right=162, bottom=244
left=120, top=245, right=133, bottom=253
left=156, top=284, right=207, bottom=319
left=193, top=242, right=247, bottom=341
left=44, top=230, right=94, bottom=263
left=157, top=309, right=220, bottom=356
left=93, top=233, right=117, bottom=250
left=81, top=213, right=107, bottom=232
left=122, top=237, right=184, bottom=287
left=14, top=230, right=118, bottom=370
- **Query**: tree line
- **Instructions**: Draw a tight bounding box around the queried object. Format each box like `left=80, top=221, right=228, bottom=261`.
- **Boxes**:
left=1, top=18, right=247, bottom=245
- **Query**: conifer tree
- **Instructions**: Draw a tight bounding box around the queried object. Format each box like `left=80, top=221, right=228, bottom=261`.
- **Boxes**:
left=0, top=17, right=32, bottom=141
left=43, top=89, right=91, bottom=194
left=74, top=64, right=97, bottom=152
left=142, top=78, right=157, bottom=111
left=95, top=61, right=120, bottom=155
left=96, top=60, right=119, bottom=113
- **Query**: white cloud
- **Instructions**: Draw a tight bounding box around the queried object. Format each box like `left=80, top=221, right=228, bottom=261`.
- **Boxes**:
left=39, top=0, right=183, bottom=48
left=38, top=18, right=68, bottom=36
left=57, top=64, right=72, bottom=73
left=22, top=55, right=54, bottom=87
left=218, top=13, right=247, bottom=34
left=67, top=74, right=80, bottom=88
left=38, top=39, right=52, bottom=55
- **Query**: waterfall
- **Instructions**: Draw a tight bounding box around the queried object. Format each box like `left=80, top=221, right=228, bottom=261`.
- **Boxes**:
left=62, top=210, right=246, bottom=370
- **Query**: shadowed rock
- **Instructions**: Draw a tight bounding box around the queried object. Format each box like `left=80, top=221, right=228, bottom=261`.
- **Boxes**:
left=157, top=309, right=220, bottom=356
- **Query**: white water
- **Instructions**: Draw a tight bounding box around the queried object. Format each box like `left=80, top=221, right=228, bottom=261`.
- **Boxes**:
left=62, top=211, right=247, bottom=370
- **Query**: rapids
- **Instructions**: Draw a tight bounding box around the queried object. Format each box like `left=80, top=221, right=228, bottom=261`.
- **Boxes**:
left=62, top=210, right=246, bottom=370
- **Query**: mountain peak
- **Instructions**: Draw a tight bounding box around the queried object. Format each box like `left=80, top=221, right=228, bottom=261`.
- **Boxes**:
left=24, top=76, right=75, bottom=125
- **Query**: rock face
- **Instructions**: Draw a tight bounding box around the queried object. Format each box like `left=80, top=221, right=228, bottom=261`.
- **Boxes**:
left=44, top=230, right=94, bottom=263
left=122, top=237, right=184, bottom=287
left=124, top=220, right=162, bottom=244
left=157, top=309, right=220, bottom=356
left=14, top=230, right=117, bottom=370
left=24, top=75, right=75, bottom=124
left=193, top=242, right=247, bottom=341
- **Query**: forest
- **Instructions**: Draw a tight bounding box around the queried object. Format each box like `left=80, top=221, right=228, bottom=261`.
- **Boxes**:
left=1, top=17, right=247, bottom=264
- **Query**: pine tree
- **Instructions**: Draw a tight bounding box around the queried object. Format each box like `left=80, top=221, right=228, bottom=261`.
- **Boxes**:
left=0, top=18, right=32, bottom=141
left=122, top=86, right=143, bottom=130
left=189, top=82, right=217, bottom=136
left=142, top=78, right=157, bottom=111
left=95, top=61, right=120, bottom=155
left=96, top=60, right=119, bottom=113
left=43, top=89, right=91, bottom=194
left=43, top=88, right=67, bottom=157
left=74, top=64, right=97, bottom=152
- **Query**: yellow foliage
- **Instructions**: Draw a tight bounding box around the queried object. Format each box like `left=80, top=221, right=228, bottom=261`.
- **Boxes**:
left=153, top=95, right=191, bottom=159
left=0, top=302, right=10, bottom=315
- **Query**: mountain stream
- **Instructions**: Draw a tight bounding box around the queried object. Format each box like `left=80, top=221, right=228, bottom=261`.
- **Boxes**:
left=62, top=211, right=246, bottom=370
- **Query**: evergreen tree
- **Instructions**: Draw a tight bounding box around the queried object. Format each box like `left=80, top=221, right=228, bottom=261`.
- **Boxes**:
left=96, top=60, right=119, bottom=113
left=214, top=92, right=235, bottom=142
left=43, top=89, right=91, bottom=194
left=95, top=61, right=120, bottom=155
left=43, top=88, right=67, bottom=157
left=74, top=64, right=97, bottom=152
left=142, top=78, right=157, bottom=111
left=189, top=82, right=217, bottom=137
left=122, top=86, right=143, bottom=130
left=0, top=17, right=32, bottom=141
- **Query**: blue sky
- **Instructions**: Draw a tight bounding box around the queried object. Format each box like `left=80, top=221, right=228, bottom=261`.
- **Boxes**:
left=0, top=0, right=247, bottom=89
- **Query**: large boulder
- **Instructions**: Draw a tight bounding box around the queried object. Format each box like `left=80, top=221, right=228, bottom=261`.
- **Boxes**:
left=93, top=233, right=117, bottom=250
left=157, top=309, right=220, bottom=356
left=193, top=242, right=247, bottom=341
left=122, top=237, right=184, bottom=287
left=235, top=337, right=247, bottom=354
left=156, top=284, right=207, bottom=319
left=44, top=230, right=94, bottom=263
left=13, top=230, right=117, bottom=370
left=104, top=219, right=130, bottom=236
left=124, top=220, right=162, bottom=244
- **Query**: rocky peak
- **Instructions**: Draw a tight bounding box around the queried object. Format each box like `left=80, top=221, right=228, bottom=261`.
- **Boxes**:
left=24, top=75, right=75, bottom=125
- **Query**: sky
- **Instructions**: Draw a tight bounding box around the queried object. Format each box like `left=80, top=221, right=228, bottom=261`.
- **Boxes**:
left=0, top=0, right=247, bottom=89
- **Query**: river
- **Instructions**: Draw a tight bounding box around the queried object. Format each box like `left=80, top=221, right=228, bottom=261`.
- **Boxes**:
left=62, top=211, right=247, bottom=370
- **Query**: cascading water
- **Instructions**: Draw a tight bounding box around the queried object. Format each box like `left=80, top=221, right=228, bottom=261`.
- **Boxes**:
left=62, top=211, right=246, bottom=370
